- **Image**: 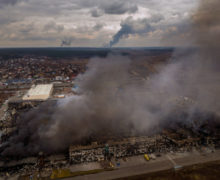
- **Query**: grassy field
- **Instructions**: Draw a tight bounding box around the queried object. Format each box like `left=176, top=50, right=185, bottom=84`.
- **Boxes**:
left=115, top=161, right=220, bottom=180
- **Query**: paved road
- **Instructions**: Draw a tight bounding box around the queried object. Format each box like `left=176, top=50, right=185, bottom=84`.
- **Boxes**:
left=66, top=149, right=220, bottom=180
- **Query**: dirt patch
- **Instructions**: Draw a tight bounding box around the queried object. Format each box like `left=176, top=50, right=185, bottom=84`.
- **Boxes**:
left=115, top=160, right=220, bottom=180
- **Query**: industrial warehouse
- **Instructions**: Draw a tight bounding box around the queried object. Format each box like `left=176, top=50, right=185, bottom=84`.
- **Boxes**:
left=0, top=82, right=72, bottom=149
left=22, top=84, right=54, bottom=101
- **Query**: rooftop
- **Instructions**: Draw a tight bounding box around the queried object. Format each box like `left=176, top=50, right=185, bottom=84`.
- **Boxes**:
left=22, top=84, right=53, bottom=100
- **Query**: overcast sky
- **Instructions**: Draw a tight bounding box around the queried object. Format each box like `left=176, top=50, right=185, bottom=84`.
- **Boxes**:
left=0, top=0, right=199, bottom=47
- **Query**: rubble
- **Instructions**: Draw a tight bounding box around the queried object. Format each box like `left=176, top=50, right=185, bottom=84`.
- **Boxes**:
left=69, top=130, right=220, bottom=164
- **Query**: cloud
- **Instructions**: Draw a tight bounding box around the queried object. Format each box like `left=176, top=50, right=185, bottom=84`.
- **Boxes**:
left=100, top=1, right=138, bottom=15
left=88, top=0, right=138, bottom=17
left=93, top=23, right=104, bottom=31
left=19, top=23, right=35, bottom=34
left=0, top=0, right=28, bottom=8
left=160, top=20, right=193, bottom=46
left=43, top=21, right=64, bottom=33
left=90, top=8, right=103, bottom=17
left=0, top=0, right=199, bottom=47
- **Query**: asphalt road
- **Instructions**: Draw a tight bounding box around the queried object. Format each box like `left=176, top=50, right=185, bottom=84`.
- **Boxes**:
left=66, top=149, right=220, bottom=180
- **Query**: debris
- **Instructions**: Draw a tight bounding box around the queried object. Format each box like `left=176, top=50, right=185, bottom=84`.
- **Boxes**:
left=144, top=154, right=150, bottom=161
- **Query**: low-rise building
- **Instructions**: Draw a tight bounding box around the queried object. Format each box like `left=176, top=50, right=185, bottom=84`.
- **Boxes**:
left=22, top=84, right=53, bottom=101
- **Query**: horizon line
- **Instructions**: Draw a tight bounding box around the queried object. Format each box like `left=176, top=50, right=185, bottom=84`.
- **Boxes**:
left=0, top=46, right=180, bottom=49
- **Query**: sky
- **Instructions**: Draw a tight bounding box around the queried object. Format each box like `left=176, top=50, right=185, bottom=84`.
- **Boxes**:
left=0, top=0, right=199, bottom=47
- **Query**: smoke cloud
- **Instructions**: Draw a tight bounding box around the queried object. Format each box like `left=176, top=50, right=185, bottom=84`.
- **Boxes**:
left=109, top=14, right=164, bottom=47
left=60, top=38, right=73, bottom=47
left=2, top=54, right=180, bottom=156
left=1, top=0, right=220, bottom=156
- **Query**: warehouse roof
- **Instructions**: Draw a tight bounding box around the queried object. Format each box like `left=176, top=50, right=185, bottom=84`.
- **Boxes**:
left=23, top=84, right=53, bottom=100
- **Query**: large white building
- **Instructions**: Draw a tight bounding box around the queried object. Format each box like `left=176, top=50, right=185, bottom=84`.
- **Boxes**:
left=23, top=84, right=53, bottom=101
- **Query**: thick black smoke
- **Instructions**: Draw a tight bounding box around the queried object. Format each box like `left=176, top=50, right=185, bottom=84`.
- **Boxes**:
left=109, top=15, right=163, bottom=47
left=60, top=38, right=73, bottom=47
left=1, top=55, right=161, bottom=156
left=2, top=0, right=220, bottom=156
left=3, top=54, right=183, bottom=156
